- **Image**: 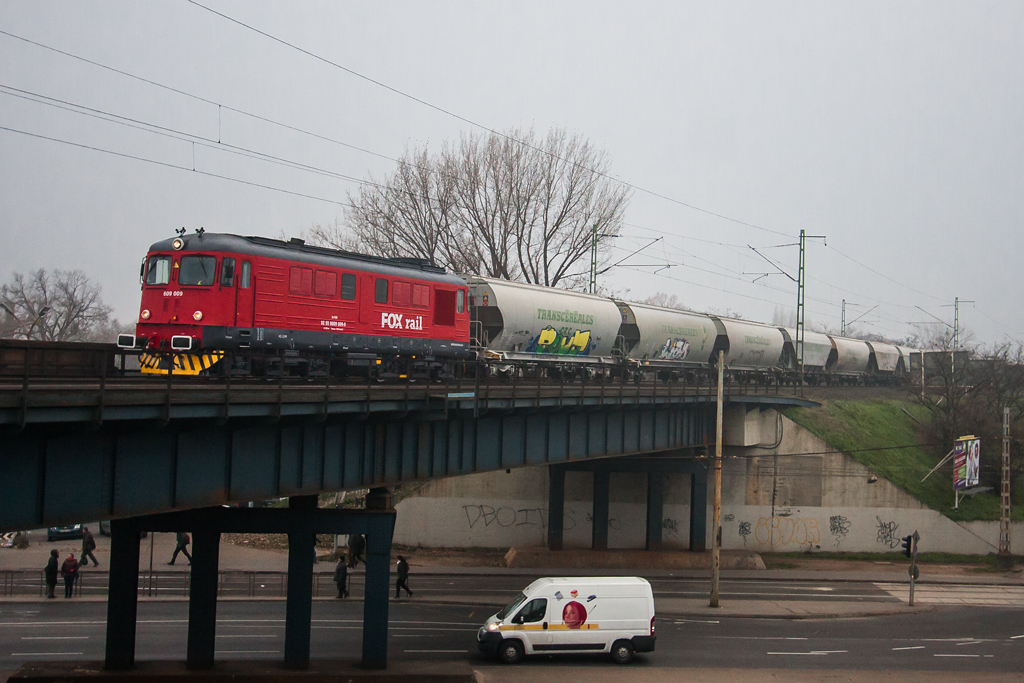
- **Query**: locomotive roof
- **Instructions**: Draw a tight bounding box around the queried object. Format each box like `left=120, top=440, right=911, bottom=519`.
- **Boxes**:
left=148, top=233, right=465, bottom=284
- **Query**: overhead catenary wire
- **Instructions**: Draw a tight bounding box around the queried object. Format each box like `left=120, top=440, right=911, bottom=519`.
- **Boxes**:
left=184, top=0, right=794, bottom=239
left=0, top=125, right=353, bottom=208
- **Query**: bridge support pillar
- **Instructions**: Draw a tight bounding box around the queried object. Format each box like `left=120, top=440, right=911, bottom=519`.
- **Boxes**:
left=690, top=468, right=708, bottom=552
left=592, top=468, right=610, bottom=550
left=104, top=520, right=141, bottom=670
left=646, top=474, right=664, bottom=551
left=284, top=495, right=317, bottom=670
left=547, top=466, right=565, bottom=551
left=361, top=514, right=394, bottom=669
left=186, top=528, right=221, bottom=670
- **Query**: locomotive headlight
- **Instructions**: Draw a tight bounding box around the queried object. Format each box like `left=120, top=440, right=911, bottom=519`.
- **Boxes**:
left=140, top=309, right=151, bottom=320
left=193, top=310, right=203, bottom=321
left=172, top=238, right=184, bottom=250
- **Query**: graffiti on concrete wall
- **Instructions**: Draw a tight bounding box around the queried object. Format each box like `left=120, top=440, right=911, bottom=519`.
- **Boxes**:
left=723, top=513, right=735, bottom=522
left=662, top=517, right=680, bottom=536
left=753, top=516, right=821, bottom=547
left=585, top=512, right=621, bottom=531
left=829, top=515, right=851, bottom=548
left=462, top=505, right=579, bottom=531
left=737, top=521, right=752, bottom=545
left=875, top=517, right=900, bottom=548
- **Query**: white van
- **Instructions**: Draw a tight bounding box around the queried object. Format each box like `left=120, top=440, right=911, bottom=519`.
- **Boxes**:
left=477, top=576, right=656, bottom=664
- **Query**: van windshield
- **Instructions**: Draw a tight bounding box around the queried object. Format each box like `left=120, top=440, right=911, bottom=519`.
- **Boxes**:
left=495, top=593, right=528, bottom=621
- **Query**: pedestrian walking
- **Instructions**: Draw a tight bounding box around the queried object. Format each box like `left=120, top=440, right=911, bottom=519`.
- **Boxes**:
left=395, top=555, right=412, bottom=599
left=61, top=553, right=80, bottom=598
left=81, top=527, right=99, bottom=567
left=168, top=532, right=192, bottom=565
left=333, top=558, right=349, bottom=598
left=44, top=549, right=59, bottom=599
left=348, top=534, right=365, bottom=568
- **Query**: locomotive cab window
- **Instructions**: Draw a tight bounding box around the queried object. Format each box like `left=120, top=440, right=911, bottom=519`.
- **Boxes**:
left=221, top=258, right=236, bottom=287
left=457, top=289, right=465, bottom=314
left=145, top=255, right=171, bottom=286
left=375, top=278, right=388, bottom=304
left=341, top=273, right=356, bottom=300
left=239, top=261, right=251, bottom=289
left=179, top=256, right=217, bottom=286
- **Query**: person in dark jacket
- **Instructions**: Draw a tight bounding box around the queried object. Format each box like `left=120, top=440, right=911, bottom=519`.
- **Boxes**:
left=168, top=532, right=192, bottom=565
left=81, top=527, right=99, bottom=567
left=61, top=553, right=80, bottom=598
left=348, top=534, right=365, bottom=568
left=395, top=555, right=412, bottom=599
left=44, top=549, right=59, bottom=599
left=333, top=558, right=348, bottom=598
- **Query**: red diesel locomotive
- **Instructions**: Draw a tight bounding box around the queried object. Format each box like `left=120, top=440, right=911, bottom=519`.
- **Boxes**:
left=118, top=231, right=472, bottom=375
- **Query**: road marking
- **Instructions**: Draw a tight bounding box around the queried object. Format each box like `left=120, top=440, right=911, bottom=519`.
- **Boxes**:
left=892, top=646, right=925, bottom=651
left=22, top=637, right=89, bottom=640
left=1011, top=635, right=1024, bottom=639
left=767, top=650, right=847, bottom=656
left=673, top=619, right=720, bottom=624
left=956, top=641, right=982, bottom=646
left=935, top=654, right=980, bottom=657
left=404, top=649, right=468, bottom=654
left=215, top=635, right=277, bottom=638
left=215, top=650, right=279, bottom=654
left=12, top=652, right=84, bottom=657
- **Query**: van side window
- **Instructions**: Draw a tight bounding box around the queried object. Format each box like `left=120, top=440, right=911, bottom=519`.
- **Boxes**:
left=515, top=598, right=547, bottom=624
left=375, top=278, right=388, bottom=304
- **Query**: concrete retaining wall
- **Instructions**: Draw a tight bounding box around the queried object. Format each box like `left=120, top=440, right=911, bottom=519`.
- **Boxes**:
left=393, top=410, right=1018, bottom=555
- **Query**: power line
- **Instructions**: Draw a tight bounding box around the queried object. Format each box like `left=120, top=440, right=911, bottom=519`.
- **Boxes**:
left=0, top=125, right=352, bottom=208
left=0, top=29, right=406, bottom=167
left=185, top=0, right=794, bottom=238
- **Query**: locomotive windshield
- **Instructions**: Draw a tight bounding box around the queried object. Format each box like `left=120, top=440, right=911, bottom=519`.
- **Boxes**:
left=145, top=255, right=171, bottom=285
left=179, top=256, right=218, bottom=286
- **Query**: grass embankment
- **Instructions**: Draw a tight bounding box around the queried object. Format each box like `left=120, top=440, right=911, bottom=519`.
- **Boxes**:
left=783, top=399, right=1022, bottom=522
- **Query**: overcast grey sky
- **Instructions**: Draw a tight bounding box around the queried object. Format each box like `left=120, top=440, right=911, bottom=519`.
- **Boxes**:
left=2, top=1, right=1021, bottom=345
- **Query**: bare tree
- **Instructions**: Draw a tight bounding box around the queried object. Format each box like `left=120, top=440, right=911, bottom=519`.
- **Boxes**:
left=312, top=126, right=631, bottom=289
left=643, top=292, right=687, bottom=310
left=1, top=269, right=115, bottom=342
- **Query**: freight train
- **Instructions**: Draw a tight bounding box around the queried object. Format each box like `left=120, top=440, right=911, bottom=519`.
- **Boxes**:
left=117, top=231, right=917, bottom=384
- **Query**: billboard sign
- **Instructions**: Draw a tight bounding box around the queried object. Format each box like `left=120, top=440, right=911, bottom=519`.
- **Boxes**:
left=953, top=436, right=981, bottom=490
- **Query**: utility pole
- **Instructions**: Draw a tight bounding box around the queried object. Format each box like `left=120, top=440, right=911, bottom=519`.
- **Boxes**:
left=795, top=230, right=825, bottom=387
left=589, top=224, right=598, bottom=294
left=710, top=350, right=724, bottom=607
left=841, top=299, right=846, bottom=336
left=999, top=407, right=1013, bottom=569
left=942, top=297, right=973, bottom=374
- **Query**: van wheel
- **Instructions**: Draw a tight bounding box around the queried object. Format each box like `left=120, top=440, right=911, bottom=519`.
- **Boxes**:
left=498, top=639, right=524, bottom=664
left=611, top=640, right=634, bottom=664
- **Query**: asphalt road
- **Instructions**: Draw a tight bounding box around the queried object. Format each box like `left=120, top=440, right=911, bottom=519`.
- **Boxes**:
left=1, top=599, right=1021, bottom=675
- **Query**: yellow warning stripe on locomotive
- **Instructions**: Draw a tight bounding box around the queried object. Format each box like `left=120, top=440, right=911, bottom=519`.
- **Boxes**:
left=139, top=351, right=225, bottom=375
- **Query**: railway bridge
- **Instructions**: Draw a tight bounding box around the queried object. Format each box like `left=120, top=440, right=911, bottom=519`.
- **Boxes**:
left=0, top=344, right=816, bottom=671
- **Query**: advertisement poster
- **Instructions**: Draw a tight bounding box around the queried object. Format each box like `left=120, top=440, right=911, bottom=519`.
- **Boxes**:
left=953, top=436, right=980, bottom=490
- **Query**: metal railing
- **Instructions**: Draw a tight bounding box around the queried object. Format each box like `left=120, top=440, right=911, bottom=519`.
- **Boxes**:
left=0, top=569, right=356, bottom=599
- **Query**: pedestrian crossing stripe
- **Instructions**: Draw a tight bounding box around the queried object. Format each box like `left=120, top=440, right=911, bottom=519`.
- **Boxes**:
left=140, top=351, right=225, bottom=375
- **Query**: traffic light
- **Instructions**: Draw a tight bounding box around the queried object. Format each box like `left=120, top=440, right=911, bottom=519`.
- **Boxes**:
left=901, top=535, right=913, bottom=558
